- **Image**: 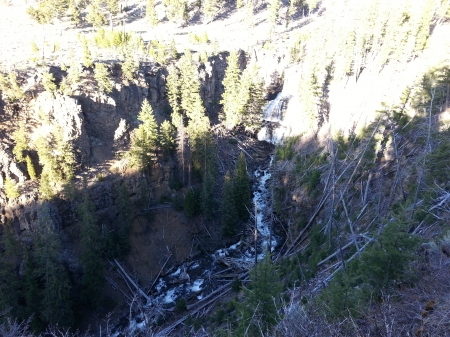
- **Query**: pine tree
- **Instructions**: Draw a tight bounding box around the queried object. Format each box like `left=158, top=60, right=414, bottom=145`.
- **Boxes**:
left=54, top=126, right=76, bottom=181
left=202, top=0, right=220, bottom=23
left=4, top=178, right=20, bottom=200
left=201, top=163, right=216, bottom=219
left=159, top=120, right=176, bottom=157
left=69, top=1, right=81, bottom=26
left=0, top=223, right=21, bottom=319
left=184, top=188, right=201, bottom=216
left=106, top=0, right=119, bottom=15
left=169, top=38, right=178, bottom=60
left=221, top=171, right=238, bottom=236
left=166, top=64, right=181, bottom=116
left=220, top=51, right=242, bottom=129
left=94, top=62, right=113, bottom=93
left=245, top=0, right=255, bottom=28
left=67, top=51, right=80, bottom=86
left=237, top=252, right=281, bottom=336
left=146, top=0, right=158, bottom=26
left=122, top=49, right=138, bottom=80
left=240, top=63, right=264, bottom=133
left=22, top=246, right=43, bottom=331
left=12, top=122, right=28, bottom=162
left=129, top=100, right=159, bottom=169
left=81, top=36, right=93, bottom=68
left=87, top=1, right=107, bottom=27
left=39, top=171, right=55, bottom=200
left=78, top=180, right=104, bottom=307
left=269, top=0, right=282, bottom=27
left=0, top=72, right=24, bottom=103
left=42, top=71, right=57, bottom=94
left=34, top=205, right=74, bottom=327
left=233, top=152, right=251, bottom=220
left=179, top=49, right=204, bottom=120
left=26, top=155, right=37, bottom=180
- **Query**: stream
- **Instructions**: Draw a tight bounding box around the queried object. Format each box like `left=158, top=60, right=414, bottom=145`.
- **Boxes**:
left=112, top=67, right=293, bottom=336
left=112, top=157, right=279, bottom=336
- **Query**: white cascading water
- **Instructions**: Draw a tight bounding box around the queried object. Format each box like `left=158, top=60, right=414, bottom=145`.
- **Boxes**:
left=258, top=65, right=302, bottom=144
left=115, top=158, right=278, bottom=336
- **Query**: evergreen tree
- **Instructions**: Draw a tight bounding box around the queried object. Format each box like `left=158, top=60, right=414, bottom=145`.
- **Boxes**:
left=4, top=178, right=20, bottom=200
left=269, top=0, right=282, bottom=27
left=42, top=71, right=57, bottom=94
left=201, top=168, right=216, bottom=219
left=237, top=253, right=281, bottom=336
left=129, top=100, right=159, bottom=169
left=81, top=36, right=93, bottom=68
left=245, top=0, right=255, bottom=28
left=202, top=0, right=220, bottom=22
left=169, top=38, right=178, bottom=60
left=146, top=0, right=158, bottom=26
left=67, top=52, right=80, bottom=86
left=221, top=171, right=238, bottom=236
left=166, top=64, right=181, bottom=116
left=159, top=120, right=176, bottom=157
left=184, top=188, right=201, bottom=216
left=94, top=63, right=113, bottom=93
left=86, top=1, right=107, bottom=27
left=78, top=180, right=104, bottom=307
left=26, top=155, right=37, bottom=180
left=104, top=183, right=132, bottom=259
left=121, top=49, right=138, bottom=81
left=27, top=0, right=69, bottom=25
left=240, top=63, right=264, bottom=133
left=0, top=223, right=21, bottom=319
left=106, top=0, right=120, bottom=15
left=22, top=246, right=43, bottom=331
left=0, top=72, right=24, bottom=103
left=55, top=126, right=76, bottom=181
left=179, top=49, right=204, bottom=120
left=69, top=1, right=81, bottom=26
left=233, top=152, right=251, bottom=220
left=220, top=51, right=242, bottom=129
left=34, top=206, right=74, bottom=327
left=164, top=0, right=188, bottom=24
left=12, top=122, right=28, bottom=162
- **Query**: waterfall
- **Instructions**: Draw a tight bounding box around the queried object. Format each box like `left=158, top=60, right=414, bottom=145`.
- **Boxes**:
left=258, top=66, right=302, bottom=144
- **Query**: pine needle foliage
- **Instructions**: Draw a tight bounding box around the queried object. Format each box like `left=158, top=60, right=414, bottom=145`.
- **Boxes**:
left=26, top=155, right=37, bottom=180
left=146, top=0, right=159, bottom=26
left=121, top=49, right=138, bottom=81
left=166, top=64, right=181, bottom=116
left=12, top=122, right=28, bottom=162
left=159, top=120, right=176, bottom=156
left=236, top=253, right=282, bottom=336
left=34, top=206, right=74, bottom=327
left=233, top=152, right=251, bottom=220
left=221, top=171, right=238, bottom=236
left=0, top=72, right=24, bottom=103
left=42, top=71, right=57, bottom=94
left=220, top=51, right=242, bottom=129
left=78, top=180, right=104, bottom=307
left=129, top=100, right=159, bottom=170
left=4, top=178, right=20, bottom=200
left=94, top=63, right=113, bottom=93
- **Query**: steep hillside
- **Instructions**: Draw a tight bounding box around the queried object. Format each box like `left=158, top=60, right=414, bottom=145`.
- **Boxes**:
left=0, top=0, right=450, bottom=336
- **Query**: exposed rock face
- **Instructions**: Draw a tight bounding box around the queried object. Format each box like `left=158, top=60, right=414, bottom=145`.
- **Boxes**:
left=33, top=92, right=90, bottom=164
left=0, top=144, right=27, bottom=187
